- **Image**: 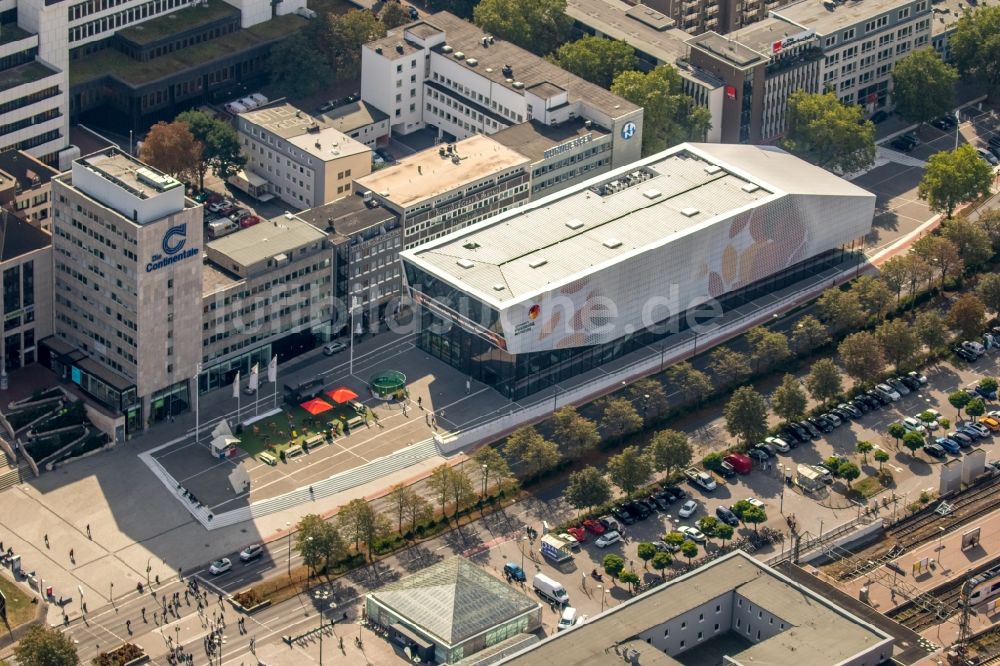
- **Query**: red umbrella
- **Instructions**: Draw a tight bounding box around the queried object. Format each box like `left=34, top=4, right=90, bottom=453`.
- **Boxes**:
left=327, top=387, right=359, bottom=404
left=300, top=398, right=334, bottom=415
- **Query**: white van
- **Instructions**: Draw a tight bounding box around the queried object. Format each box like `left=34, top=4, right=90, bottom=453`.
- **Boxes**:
left=249, top=92, right=268, bottom=106
left=225, top=101, right=247, bottom=115
left=208, top=218, right=238, bottom=239
left=557, top=606, right=577, bottom=631
left=532, top=574, right=569, bottom=605
left=239, top=97, right=259, bottom=110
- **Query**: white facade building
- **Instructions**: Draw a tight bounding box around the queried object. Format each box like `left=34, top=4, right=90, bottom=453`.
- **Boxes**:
left=361, top=12, right=644, bottom=171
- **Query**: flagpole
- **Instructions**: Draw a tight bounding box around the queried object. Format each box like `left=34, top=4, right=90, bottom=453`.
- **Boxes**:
left=194, top=363, right=201, bottom=445
left=350, top=296, right=357, bottom=377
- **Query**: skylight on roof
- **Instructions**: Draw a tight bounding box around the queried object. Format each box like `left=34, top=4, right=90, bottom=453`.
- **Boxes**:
left=741, top=183, right=760, bottom=193
left=603, top=238, right=623, bottom=249
left=565, top=219, right=584, bottom=230
left=681, top=208, right=700, bottom=217
left=642, top=189, right=661, bottom=200
left=457, top=259, right=475, bottom=269
left=705, top=165, right=723, bottom=175
left=528, top=257, right=548, bottom=269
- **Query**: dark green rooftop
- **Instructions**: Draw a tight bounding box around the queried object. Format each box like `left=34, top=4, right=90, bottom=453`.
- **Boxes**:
left=0, top=60, right=59, bottom=94
left=117, top=1, right=240, bottom=46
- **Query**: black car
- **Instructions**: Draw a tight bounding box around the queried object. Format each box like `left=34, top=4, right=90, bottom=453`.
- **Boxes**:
left=866, top=389, right=892, bottom=406
left=622, top=501, right=650, bottom=521
left=798, top=421, right=822, bottom=439
left=931, top=115, right=957, bottom=130
left=851, top=398, right=871, bottom=414
left=661, top=485, right=684, bottom=501
left=753, top=442, right=775, bottom=457
left=924, top=443, right=947, bottom=458
left=871, top=110, right=889, bottom=124
left=716, top=506, right=740, bottom=527
left=954, top=346, right=978, bottom=362
left=634, top=499, right=656, bottom=518
left=855, top=394, right=880, bottom=410
left=891, top=136, right=916, bottom=152
left=717, top=462, right=737, bottom=478
left=900, top=375, right=922, bottom=391
left=831, top=406, right=854, bottom=422
left=808, top=416, right=834, bottom=433
left=648, top=494, right=671, bottom=510
left=610, top=506, right=636, bottom=525
left=375, top=147, right=395, bottom=164
left=789, top=422, right=811, bottom=441
left=780, top=426, right=805, bottom=445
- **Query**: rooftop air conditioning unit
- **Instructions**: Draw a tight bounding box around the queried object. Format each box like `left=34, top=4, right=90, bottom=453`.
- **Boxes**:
left=442, top=45, right=453, bottom=53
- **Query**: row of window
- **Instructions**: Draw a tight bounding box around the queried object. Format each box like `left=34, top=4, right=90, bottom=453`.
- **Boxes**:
left=0, top=86, right=60, bottom=118
left=241, top=124, right=316, bottom=166
left=69, top=0, right=191, bottom=43
left=429, top=71, right=524, bottom=124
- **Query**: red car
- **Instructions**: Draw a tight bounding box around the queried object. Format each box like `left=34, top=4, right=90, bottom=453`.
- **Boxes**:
left=240, top=215, right=261, bottom=229
left=582, top=519, right=605, bottom=536
left=566, top=526, right=587, bottom=543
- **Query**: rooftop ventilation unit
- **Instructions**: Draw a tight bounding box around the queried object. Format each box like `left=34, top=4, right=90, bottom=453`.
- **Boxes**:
left=565, top=219, right=584, bottom=230
left=681, top=207, right=700, bottom=217
left=528, top=257, right=548, bottom=269
left=457, top=259, right=475, bottom=269
left=454, top=51, right=465, bottom=59
left=603, top=238, right=622, bottom=249
left=463, top=241, right=481, bottom=249
left=466, top=58, right=478, bottom=66
left=705, top=165, right=722, bottom=174
left=135, top=167, right=173, bottom=191
left=493, top=284, right=506, bottom=291
left=501, top=64, right=513, bottom=77
left=642, top=189, right=662, bottom=199
left=512, top=81, right=524, bottom=89
left=442, top=44, right=453, bottom=53
left=741, top=183, right=760, bottom=193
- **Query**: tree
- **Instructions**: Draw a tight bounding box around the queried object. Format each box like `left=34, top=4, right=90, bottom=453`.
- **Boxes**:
left=746, top=326, right=790, bottom=372
left=666, top=361, right=713, bottom=402
left=680, top=540, right=699, bottom=565
left=267, top=33, right=333, bottom=97
left=651, top=551, right=673, bottom=579
left=949, top=390, right=972, bottom=420
left=427, top=0, right=476, bottom=17
left=176, top=110, right=246, bottom=191
left=325, top=10, right=387, bottom=80
left=649, top=429, right=692, bottom=478
left=611, top=65, right=711, bottom=156
left=782, top=90, right=876, bottom=174
left=791, top=315, right=830, bottom=355
left=981, top=377, right=999, bottom=394
left=902, top=431, right=925, bottom=456
left=730, top=499, right=754, bottom=524
left=879, top=256, right=908, bottom=306
left=702, top=451, right=724, bottom=473
left=874, top=449, right=890, bottom=471
left=855, top=440, right=874, bottom=464
left=919, top=144, right=994, bottom=219
left=602, top=553, right=625, bottom=581
left=636, top=542, right=657, bottom=569
left=607, top=445, right=653, bottom=497
left=619, top=570, right=640, bottom=593
left=337, top=498, right=390, bottom=560
left=428, top=464, right=457, bottom=518
left=854, top=276, right=894, bottom=320
left=949, top=5, right=1000, bottom=96
left=967, top=397, right=986, bottom=422
left=504, top=426, right=561, bottom=476
left=887, top=422, right=907, bottom=448
left=404, top=492, right=433, bottom=535
left=388, top=483, right=419, bottom=535
left=949, top=293, right=987, bottom=340
left=838, top=461, right=861, bottom=488
left=296, top=513, right=345, bottom=574
left=14, top=625, right=78, bottom=666
left=138, top=121, right=202, bottom=183
left=915, top=311, right=949, bottom=351
left=473, top=445, right=515, bottom=497
left=554, top=36, right=636, bottom=89
left=628, top=378, right=669, bottom=421
left=697, top=515, right=720, bottom=538
left=891, top=48, right=958, bottom=124
left=807, top=358, right=843, bottom=403
left=901, top=254, right=933, bottom=303
left=601, top=397, right=643, bottom=440
left=943, top=217, right=994, bottom=271
left=563, top=466, right=612, bottom=514
left=741, top=505, right=767, bottom=532
left=447, top=467, right=477, bottom=516
left=552, top=406, right=601, bottom=456
left=838, top=332, right=886, bottom=384
left=724, top=386, right=769, bottom=447
left=817, top=288, right=867, bottom=333
left=715, top=523, right=734, bottom=545
left=771, top=374, right=807, bottom=423
left=977, top=273, right=1000, bottom=313
left=980, top=208, right=1000, bottom=253
left=709, top=348, right=751, bottom=387
left=473, top=0, right=572, bottom=56
left=875, top=319, right=920, bottom=370
left=379, top=1, right=411, bottom=28
left=914, top=235, right=963, bottom=289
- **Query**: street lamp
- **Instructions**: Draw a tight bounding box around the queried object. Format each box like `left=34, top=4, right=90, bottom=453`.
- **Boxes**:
left=286, top=521, right=293, bottom=577
left=481, top=464, right=488, bottom=498
left=780, top=466, right=786, bottom=513
left=520, top=535, right=529, bottom=569
left=643, top=394, right=650, bottom=422
left=937, top=526, right=947, bottom=562
left=597, top=585, right=606, bottom=613
left=109, top=581, right=114, bottom=608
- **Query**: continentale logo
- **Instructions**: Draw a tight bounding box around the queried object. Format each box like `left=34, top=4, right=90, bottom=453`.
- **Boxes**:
left=162, top=223, right=187, bottom=255
left=528, top=304, right=541, bottom=320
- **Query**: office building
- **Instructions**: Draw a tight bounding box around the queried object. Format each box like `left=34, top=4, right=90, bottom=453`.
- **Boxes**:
left=491, top=119, right=614, bottom=201
left=360, top=12, right=644, bottom=171
left=45, top=148, right=202, bottom=433
left=366, top=557, right=542, bottom=664
left=499, top=551, right=893, bottom=666
left=354, top=134, right=530, bottom=250
left=320, top=100, right=391, bottom=149
left=0, top=211, right=52, bottom=379
left=400, top=143, right=874, bottom=400
left=235, top=103, right=372, bottom=210
left=297, top=194, right=403, bottom=335
left=199, top=216, right=332, bottom=393
left=0, top=149, right=58, bottom=231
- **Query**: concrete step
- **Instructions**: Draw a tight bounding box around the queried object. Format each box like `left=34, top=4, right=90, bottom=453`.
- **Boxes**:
left=0, top=464, right=24, bottom=493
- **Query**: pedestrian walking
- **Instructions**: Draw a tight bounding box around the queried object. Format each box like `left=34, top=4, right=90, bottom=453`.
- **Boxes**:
left=126, top=619, right=132, bottom=634
left=425, top=412, right=430, bottom=425
left=402, top=402, right=408, bottom=417
left=44, top=534, right=49, bottom=548
left=86, top=524, right=91, bottom=539
left=141, top=607, right=146, bottom=622
left=417, top=396, right=423, bottom=409
left=154, top=611, right=158, bottom=624
left=69, top=548, right=74, bottom=560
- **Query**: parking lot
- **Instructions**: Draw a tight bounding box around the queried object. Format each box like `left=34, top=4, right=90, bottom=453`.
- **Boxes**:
left=465, top=349, right=1000, bottom=633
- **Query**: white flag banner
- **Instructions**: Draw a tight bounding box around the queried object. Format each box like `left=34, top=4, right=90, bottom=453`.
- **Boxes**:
left=267, top=355, right=277, bottom=383
left=232, top=371, right=240, bottom=399
left=249, top=364, right=259, bottom=391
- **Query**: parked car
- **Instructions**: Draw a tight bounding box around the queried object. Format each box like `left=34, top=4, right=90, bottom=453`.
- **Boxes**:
left=717, top=461, right=737, bottom=478
left=798, top=420, right=822, bottom=439
left=582, top=519, right=605, bottom=535
left=504, top=562, right=526, bottom=582
left=981, top=416, right=1000, bottom=432
left=764, top=436, right=790, bottom=453
left=978, top=147, right=1000, bottom=166
left=890, top=135, right=918, bottom=152
left=935, top=437, right=961, bottom=454
left=652, top=540, right=679, bottom=553
left=887, top=378, right=910, bottom=395
left=626, top=500, right=653, bottom=519
left=871, top=110, right=890, bottom=124
left=610, top=506, right=636, bottom=525
left=866, top=389, right=892, bottom=406
left=924, top=442, right=947, bottom=458
left=209, top=558, right=232, bottom=575
left=566, top=526, right=587, bottom=542
left=658, top=486, right=684, bottom=502
left=239, top=544, right=263, bottom=562
left=839, top=402, right=863, bottom=419
left=677, top=526, right=706, bottom=543
left=831, top=406, right=854, bottom=421
left=716, top=506, right=740, bottom=527
left=748, top=448, right=768, bottom=463
left=753, top=442, right=775, bottom=457
left=407, top=4, right=418, bottom=18
left=598, top=515, right=622, bottom=533
left=931, top=115, right=957, bottom=130
left=966, top=422, right=992, bottom=438
left=595, top=531, right=622, bottom=548
left=808, top=417, right=833, bottom=433
left=240, top=215, right=261, bottom=229
left=907, top=371, right=928, bottom=385
left=974, top=384, right=998, bottom=400
left=954, top=346, right=979, bottom=362
left=962, top=340, right=986, bottom=357
left=780, top=426, right=806, bottom=445
left=677, top=499, right=698, bottom=518
left=788, top=422, right=810, bottom=441
left=851, top=398, right=871, bottom=414
left=746, top=497, right=765, bottom=509
left=648, top=494, right=671, bottom=511
left=949, top=431, right=975, bottom=447
left=901, top=416, right=927, bottom=434
left=899, top=375, right=922, bottom=391
left=875, top=383, right=901, bottom=402
left=821, top=412, right=842, bottom=427
left=723, top=453, right=752, bottom=475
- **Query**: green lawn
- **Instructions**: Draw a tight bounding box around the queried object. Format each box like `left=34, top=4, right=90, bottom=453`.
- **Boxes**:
left=0, top=573, right=39, bottom=628
left=118, top=1, right=239, bottom=45
left=238, top=402, right=372, bottom=461
left=848, top=474, right=889, bottom=500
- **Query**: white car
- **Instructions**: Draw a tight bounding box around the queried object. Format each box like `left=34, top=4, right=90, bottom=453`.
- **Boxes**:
left=677, top=526, right=706, bottom=543
left=677, top=499, right=698, bottom=518
left=239, top=544, right=263, bottom=562
left=875, top=383, right=901, bottom=402
left=209, top=558, right=232, bottom=575
left=917, top=410, right=941, bottom=431
left=908, top=371, right=928, bottom=385
left=989, top=410, right=1000, bottom=420
left=746, top=497, right=765, bottom=509
left=557, top=532, right=580, bottom=550
left=764, top=436, right=790, bottom=453
left=902, top=417, right=927, bottom=435
left=595, top=531, right=622, bottom=548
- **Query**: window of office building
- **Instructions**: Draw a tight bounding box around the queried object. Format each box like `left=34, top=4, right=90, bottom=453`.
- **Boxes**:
left=3, top=266, right=20, bottom=313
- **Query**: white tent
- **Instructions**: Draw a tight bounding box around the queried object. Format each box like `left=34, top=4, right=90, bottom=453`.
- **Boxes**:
left=212, top=420, right=234, bottom=440
left=211, top=435, right=240, bottom=458
left=228, top=461, right=251, bottom=494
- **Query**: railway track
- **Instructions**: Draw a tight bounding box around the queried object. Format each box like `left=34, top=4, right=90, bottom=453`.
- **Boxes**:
left=886, top=555, right=1000, bottom=633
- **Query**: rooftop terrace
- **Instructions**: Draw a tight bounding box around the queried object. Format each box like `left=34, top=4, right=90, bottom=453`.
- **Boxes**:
left=118, top=0, right=240, bottom=46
